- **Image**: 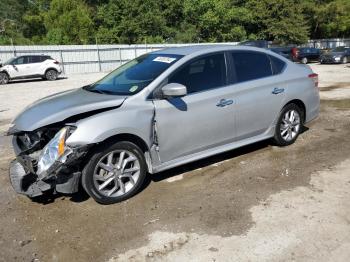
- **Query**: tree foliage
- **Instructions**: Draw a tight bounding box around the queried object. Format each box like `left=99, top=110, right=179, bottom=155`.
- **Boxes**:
left=0, top=0, right=349, bottom=45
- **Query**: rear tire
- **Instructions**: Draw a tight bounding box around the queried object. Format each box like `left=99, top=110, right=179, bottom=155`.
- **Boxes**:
left=45, top=69, right=58, bottom=81
left=273, top=104, right=303, bottom=146
left=82, top=141, right=147, bottom=204
left=0, top=72, right=9, bottom=85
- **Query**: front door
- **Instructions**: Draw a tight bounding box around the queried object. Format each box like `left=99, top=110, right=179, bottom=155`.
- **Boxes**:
left=9, top=56, right=30, bottom=78
left=153, top=53, right=236, bottom=163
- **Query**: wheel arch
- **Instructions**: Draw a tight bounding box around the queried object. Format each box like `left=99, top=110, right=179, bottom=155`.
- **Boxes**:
left=91, top=133, right=153, bottom=173
left=283, top=99, right=306, bottom=122
left=0, top=70, right=10, bottom=77
left=44, top=67, right=58, bottom=75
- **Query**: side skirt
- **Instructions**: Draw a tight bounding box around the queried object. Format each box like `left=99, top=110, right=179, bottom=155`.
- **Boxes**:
left=152, top=128, right=274, bottom=173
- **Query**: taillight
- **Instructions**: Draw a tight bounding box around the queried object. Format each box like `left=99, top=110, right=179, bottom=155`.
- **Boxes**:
left=53, top=60, right=60, bottom=64
left=308, top=73, right=319, bottom=89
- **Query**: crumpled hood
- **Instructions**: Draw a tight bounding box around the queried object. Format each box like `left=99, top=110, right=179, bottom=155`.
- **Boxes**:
left=11, top=88, right=127, bottom=132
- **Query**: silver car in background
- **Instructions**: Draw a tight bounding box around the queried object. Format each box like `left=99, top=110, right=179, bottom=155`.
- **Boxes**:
left=7, top=45, right=320, bottom=204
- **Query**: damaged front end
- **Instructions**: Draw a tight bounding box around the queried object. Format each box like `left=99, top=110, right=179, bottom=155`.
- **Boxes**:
left=8, top=125, right=89, bottom=197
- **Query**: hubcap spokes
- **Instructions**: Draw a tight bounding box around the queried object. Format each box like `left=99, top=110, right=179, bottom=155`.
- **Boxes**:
left=0, top=74, right=8, bottom=84
left=280, top=109, right=301, bottom=142
left=93, top=150, right=140, bottom=197
left=47, top=71, right=56, bottom=80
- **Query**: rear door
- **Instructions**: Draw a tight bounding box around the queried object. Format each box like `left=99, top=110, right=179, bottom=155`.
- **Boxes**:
left=153, top=52, right=236, bottom=163
left=27, top=56, right=43, bottom=75
left=227, top=51, right=286, bottom=140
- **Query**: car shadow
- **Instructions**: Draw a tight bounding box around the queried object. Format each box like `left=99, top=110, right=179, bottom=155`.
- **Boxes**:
left=8, top=77, right=67, bottom=84
left=30, top=184, right=90, bottom=205
left=30, top=127, right=310, bottom=205
left=152, top=126, right=309, bottom=182
left=151, top=139, right=271, bottom=183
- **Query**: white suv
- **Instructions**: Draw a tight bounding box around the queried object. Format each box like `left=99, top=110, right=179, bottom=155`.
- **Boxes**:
left=0, top=55, right=62, bottom=84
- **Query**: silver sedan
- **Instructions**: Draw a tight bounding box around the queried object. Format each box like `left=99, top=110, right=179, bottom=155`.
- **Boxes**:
left=8, top=45, right=320, bottom=204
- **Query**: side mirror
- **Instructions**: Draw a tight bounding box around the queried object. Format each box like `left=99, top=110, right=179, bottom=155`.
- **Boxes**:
left=162, top=83, right=187, bottom=98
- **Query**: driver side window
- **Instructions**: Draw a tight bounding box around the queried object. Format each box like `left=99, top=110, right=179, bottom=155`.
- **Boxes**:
left=13, top=57, right=28, bottom=65
left=168, top=53, right=226, bottom=94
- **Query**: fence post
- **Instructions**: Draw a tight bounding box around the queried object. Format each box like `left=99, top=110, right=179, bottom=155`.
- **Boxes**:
left=96, top=37, right=102, bottom=72
left=10, top=38, right=16, bottom=57
left=119, top=47, right=122, bottom=66
left=134, top=45, right=137, bottom=58
left=59, top=47, right=65, bottom=75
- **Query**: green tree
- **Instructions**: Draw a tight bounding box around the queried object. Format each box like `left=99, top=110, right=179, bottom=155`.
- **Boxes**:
left=44, top=0, right=94, bottom=44
left=180, top=0, right=249, bottom=42
left=96, top=0, right=168, bottom=44
left=0, top=0, right=30, bottom=44
left=245, top=0, right=310, bottom=44
left=1, top=0, right=350, bottom=45
left=316, top=0, right=350, bottom=38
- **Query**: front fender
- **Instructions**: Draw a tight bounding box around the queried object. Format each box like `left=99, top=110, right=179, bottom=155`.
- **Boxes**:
left=66, top=101, right=154, bottom=148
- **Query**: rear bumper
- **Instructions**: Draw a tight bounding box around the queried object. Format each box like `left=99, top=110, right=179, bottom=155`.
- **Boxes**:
left=9, top=159, right=81, bottom=197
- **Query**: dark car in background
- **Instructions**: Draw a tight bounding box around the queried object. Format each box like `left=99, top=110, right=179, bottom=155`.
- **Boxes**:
left=239, top=40, right=298, bottom=62
left=320, top=46, right=350, bottom=64
left=269, top=47, right=297, bottom=61
left=296, top=47, right=321, bottom=64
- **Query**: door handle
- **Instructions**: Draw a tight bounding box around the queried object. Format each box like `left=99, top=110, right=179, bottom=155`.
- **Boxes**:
left=272, top=87, right=285, bottom=95
left=216, top=99, right=234, bottom=107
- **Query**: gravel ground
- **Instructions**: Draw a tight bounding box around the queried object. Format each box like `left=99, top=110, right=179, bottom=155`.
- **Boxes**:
left=0, top=64, right=350, bottom=262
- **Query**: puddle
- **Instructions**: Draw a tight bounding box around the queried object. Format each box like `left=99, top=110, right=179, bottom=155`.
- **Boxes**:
left=322, top=99, right=350, bottom=109
left=320, top=83, right=350, bottom=92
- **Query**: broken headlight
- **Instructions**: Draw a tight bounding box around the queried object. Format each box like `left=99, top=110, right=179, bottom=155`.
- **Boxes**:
left=37, top=126, right=74, bottom=177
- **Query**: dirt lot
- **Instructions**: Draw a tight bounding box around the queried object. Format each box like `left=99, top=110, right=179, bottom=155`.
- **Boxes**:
left=0, top=64, right=350, bottom=262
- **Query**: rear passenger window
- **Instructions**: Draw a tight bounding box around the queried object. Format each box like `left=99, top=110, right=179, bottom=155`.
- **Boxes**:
left=169, top=53, right=226, bottom=94
left=41, top=56, right=50, bottom=62
left=231, top=52, right=272, bottom=83
left=30, top=56, right=41, bottom=63
left=269, top=55, right=286, bottom=75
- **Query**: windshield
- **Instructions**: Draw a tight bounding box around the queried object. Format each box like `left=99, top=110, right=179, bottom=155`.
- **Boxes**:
left=85, top=53, right=183, bottom=95
left=3, top=57, right=16, bottom=65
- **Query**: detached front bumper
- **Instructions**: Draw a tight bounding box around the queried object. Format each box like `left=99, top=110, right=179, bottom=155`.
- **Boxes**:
left=9, top=159, right=81, bottom=197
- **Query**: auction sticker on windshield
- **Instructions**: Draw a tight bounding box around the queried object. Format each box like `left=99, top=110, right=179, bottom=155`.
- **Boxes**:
left=153, top=56, right=177, bottom=63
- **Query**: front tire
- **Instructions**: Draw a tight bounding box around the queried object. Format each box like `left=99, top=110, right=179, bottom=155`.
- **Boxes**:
left=82, top=141, right=147, bottom=204
left=273, top=104, right=303, bottom=146
left=45, top=69, right=58, bottom=81
left=342, top=57, right=348, bottom=64
left=301, top=57, right=308, bottom=64
left=0, top=72, right=9, bottom=85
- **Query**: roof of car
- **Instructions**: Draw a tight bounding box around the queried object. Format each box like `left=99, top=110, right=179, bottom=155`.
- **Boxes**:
left=152, top=44, right=268, bottom=56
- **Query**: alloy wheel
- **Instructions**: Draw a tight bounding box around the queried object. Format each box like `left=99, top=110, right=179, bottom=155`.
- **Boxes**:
left=46, top=70, right=57, bottom=80
left=93, top=150, right=141, bottom=197
left=0, top=73, right=9, bottom=85
left=280, top=109, right=301, bottom=142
